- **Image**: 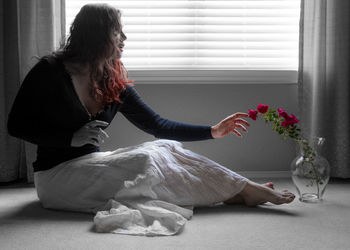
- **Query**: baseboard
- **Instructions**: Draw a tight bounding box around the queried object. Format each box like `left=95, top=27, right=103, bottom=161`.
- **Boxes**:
left=237, top=171, right=291, bottom=179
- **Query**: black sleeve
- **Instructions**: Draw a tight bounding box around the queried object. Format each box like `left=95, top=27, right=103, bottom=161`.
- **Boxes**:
left=119, top=85, right=214, bottom=141
left=7, top=59, right=73, bottom=147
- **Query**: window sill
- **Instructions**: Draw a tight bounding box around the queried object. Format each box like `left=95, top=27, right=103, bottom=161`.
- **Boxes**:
left=128, top=70, right=298, bottom=84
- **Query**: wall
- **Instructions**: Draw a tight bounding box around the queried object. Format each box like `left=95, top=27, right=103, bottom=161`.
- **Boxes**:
left=100, top=83, right=298, bottom=174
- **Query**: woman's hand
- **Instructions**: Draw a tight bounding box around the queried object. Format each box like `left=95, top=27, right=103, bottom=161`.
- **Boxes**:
left=211, top=112, right=250, bottom=139
left=71, top=120, right=110, bottom=147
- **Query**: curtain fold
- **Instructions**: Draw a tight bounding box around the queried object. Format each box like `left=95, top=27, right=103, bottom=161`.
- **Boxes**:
left=298, top=0, right=350, bottom=178
left=0, top=0, right=64, bottom=182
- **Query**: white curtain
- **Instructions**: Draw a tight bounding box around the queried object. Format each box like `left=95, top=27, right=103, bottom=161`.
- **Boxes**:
left=298, top=0, right=350, bottom=178
left=0, top=0, right=64, bottom=182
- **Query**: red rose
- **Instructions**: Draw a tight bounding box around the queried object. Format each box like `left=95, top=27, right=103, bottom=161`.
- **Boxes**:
left=257, top=104, right=269, bottom=114
left=281, top=113, right=299, bottom=128
left=248, top=109, right=258, bottom=120
left=289, top=114, right=299, bottom=125
left=278, top=108, right=289, bottom=119
left=281, top=120, right=290, bottom=128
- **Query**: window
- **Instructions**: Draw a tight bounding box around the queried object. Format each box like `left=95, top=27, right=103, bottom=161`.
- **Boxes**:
left=65, top=0, right=300, bottom=83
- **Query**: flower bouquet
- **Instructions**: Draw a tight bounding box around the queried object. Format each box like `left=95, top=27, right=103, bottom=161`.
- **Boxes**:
left=248, top=104, right=330, bottom=202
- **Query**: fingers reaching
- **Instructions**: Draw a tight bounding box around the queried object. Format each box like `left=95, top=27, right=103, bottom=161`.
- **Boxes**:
left=232, top=112, right=249, bottom=119
left=230, top=114, right=250, bottom=137
left=231, top=129, right=242, bottom=138
left=234, top=123, right=248, bottom=133
left=234, top=118, right=250, bottom=127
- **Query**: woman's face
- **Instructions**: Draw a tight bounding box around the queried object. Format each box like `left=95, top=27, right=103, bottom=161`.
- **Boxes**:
left=111, top=28, right=127, bottom=60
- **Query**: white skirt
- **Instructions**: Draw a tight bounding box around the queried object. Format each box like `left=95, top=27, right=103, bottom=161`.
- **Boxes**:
left=34, top=139, right=248, bottom=236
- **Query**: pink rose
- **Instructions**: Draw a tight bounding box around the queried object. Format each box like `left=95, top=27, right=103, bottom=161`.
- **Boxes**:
left=248, top=109, right=258, bottom=120
left=257, top=104, right=269, bottom=114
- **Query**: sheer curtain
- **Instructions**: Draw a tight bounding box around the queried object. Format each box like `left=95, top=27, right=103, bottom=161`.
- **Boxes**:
left=0, top=0, right=64, bottom=182
left=298, top=0, right=350, bottom=178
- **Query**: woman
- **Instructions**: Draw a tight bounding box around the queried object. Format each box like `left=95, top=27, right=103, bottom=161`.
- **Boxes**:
left=7, top=4, right=295, bottom=235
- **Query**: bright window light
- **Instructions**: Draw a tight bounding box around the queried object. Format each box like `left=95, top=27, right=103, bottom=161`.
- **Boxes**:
left=65, top=0, right=301, bottom=71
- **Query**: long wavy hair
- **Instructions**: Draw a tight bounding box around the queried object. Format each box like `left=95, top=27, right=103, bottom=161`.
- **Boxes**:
left=56, top=4, right=133, bottom=104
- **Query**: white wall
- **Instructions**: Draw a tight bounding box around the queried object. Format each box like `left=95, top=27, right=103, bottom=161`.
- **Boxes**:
left=100, top=83, right=298, bottom=173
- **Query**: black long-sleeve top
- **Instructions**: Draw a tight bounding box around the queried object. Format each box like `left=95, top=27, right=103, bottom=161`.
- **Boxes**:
left=7, top=56, right=213, bottom=172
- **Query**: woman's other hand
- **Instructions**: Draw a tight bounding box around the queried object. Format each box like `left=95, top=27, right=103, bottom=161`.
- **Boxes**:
left=211, top=112, right=250, bottom=139
left=71, top=120, right=110, bottom=147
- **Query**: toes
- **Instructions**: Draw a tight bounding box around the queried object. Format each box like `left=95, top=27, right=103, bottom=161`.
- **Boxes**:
left=282, top=194, right=296, bottom=203
left=276, top=196, right=294, bottom=205
left=272, top=191, right=296, bottom=204
left=286, top=196, right=295, bottom=203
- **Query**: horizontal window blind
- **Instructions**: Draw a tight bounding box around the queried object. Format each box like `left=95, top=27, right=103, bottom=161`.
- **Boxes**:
left=65, top=0, right=300, bottom=70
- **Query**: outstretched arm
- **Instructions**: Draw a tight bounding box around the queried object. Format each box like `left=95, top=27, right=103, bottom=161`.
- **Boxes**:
left=119, top=86, right=250, bottom=141
left=119, top=86, right=213, bottom=141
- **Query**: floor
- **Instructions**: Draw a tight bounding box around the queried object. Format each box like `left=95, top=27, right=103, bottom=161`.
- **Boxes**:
left=0, top=178, right=349, bottom=250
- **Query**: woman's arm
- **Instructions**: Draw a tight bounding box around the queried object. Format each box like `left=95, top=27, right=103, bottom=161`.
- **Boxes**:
left=7, top=59, right=73, bottom=147
left=119, top=85, right=214, bottom=141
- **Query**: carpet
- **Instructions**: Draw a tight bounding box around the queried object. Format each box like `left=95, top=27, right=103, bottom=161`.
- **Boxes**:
left=0, top=178, right=349, bottom=250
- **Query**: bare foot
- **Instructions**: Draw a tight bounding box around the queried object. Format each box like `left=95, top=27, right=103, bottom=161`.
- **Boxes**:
left=240, top=181, right=295, bottom=207
left=224, top=182, right=275, bottom=205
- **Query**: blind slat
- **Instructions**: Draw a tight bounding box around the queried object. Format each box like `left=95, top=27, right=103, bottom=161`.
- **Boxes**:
left=125, top=41, right=298, bottom=49
left=123, top=25, right=298, bottom=33
left=123, top=49, right=297, bottom=57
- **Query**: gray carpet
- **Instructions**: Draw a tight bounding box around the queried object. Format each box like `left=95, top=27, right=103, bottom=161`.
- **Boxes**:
left=0, top=178, right=349, bottom=250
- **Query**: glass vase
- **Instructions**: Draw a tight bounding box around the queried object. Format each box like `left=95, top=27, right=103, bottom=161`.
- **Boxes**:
left=291, top=137, right=331, bottom=203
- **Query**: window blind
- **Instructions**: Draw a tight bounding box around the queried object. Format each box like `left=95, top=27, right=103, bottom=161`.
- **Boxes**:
left=65, top=0, right=300, bottom=70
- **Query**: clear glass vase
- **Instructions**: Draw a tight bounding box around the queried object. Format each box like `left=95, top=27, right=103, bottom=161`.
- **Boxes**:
left=291, top=137, right=331, bottom=203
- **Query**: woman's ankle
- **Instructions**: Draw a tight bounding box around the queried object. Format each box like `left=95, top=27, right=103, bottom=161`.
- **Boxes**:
left=238, top=181, right=256, bottom=197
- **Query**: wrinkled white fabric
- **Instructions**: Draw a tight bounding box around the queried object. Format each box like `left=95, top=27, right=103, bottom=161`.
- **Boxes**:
left=34, top=140, right=248, bottom=236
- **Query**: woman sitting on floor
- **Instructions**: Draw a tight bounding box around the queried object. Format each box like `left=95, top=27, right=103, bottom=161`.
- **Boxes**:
left=7, top=3, right=295, bottom=235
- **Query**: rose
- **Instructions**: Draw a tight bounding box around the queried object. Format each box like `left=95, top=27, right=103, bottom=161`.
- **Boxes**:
left=281, top=114, right=299, bottom=128
left=247, top=104, right=322, bottom=188
left=248, top=109, right=258, bottom=120
left=248, top=104, right=300, bottom=133
left=278, top=108, right=299, bottom=128
left=247, top=104, right=308, bottom=156
left=257, top=104, right=269, bottom=114
left=278, top=108, right=289, bottom=119
left=278, top=108, right=287, bottom=118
